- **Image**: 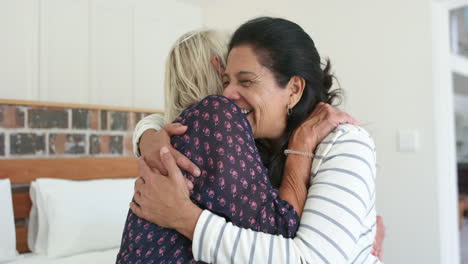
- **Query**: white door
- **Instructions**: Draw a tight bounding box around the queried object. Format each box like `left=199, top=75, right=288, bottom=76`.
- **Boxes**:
left=432, top=1, right=468, bottom=263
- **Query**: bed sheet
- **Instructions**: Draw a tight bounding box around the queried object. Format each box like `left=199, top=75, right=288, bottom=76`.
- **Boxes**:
left=5, top=248, right=118, bottom=264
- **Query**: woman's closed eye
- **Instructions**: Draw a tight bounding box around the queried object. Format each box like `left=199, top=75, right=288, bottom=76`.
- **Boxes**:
left=239, top=80, right=253, bottom=87
left=222, top=78, right=253, bottom=89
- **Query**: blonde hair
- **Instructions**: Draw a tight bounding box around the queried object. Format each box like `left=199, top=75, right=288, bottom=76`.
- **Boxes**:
left=164, top=29, right=229, bottom=122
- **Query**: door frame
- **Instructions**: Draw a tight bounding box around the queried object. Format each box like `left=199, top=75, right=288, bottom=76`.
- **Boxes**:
left=431, top=0, right=468, bottom=263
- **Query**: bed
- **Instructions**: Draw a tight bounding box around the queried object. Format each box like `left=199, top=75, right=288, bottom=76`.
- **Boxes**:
left=0, top=157, right=138, bottom=264
left=5, top=248, right=119, bottom=264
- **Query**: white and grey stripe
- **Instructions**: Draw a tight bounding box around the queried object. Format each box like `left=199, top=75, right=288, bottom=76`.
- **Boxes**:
left=322, top=153, right=375, bottom=179
left=192, top=125, right=380, bottom=264
left=230, top=228, right=243, bottom=264
left=313, top=181, right=367, bottom=210
left=267, top=235, right=275, bottom=264
left=359, top=222, right=377, bottom=239
left=319, top=139, right=375, bottom=153
left=297, top=234, right=330, bottom=264
left=197, top=213, right=215, bottom=259
left=213, top=223, right=228, bottom=263
left=308, top=194, right=363, bottom=225
left=301, top=223, right=348, bottom=260
left=314, top=168, right=371, bottom=197
left=351, top=243, right=373, bottom=263
left=304, top=209, right=357, bottom=243
left=248, top=231, right=258, bottom=264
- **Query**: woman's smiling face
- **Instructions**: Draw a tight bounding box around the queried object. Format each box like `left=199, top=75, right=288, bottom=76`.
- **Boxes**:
left=222, top=45, right=291, bottom=139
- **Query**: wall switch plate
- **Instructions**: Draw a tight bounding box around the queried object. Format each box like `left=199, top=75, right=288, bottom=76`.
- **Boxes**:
left=398, top=129, right=419, bottom=152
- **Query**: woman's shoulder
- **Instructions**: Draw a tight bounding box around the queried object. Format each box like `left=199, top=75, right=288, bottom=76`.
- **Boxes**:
left=176, top=95, right=253, bottom=133
left=314, top=124, right=376, bottom=158
left=324, top=124, right=374, bottom=145
left=311, top=125, right=377, bottom=185
left=183, top=95, right=241, bottom=114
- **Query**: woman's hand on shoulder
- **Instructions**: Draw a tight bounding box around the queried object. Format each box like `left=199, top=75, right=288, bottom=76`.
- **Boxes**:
left=138, top=123, right=201, bottom=177
left=288, top=102, right=359, bottom=154
left=280, top=103, right=358, bottom=214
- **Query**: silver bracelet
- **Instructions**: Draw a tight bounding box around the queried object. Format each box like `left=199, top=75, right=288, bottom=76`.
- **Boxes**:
left=284, top=149, right=314, bottom=158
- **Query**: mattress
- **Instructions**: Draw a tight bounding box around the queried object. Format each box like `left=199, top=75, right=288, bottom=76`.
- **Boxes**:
left=5, top=248, right=119, bottom=264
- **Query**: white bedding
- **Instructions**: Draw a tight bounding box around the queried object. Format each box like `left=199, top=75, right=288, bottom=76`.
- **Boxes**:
left=5, top=248, right=118, bottom=264
left=28, top=178, right=134, bottom=257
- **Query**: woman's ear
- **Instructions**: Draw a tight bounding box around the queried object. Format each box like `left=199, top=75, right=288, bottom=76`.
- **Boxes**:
left=211, top=56, right=224, bottom=77
left=287, top=76, right=306, bottom=108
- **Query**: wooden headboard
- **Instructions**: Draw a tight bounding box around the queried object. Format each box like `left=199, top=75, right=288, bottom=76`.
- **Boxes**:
left=0, top=157, right=138, bottom=253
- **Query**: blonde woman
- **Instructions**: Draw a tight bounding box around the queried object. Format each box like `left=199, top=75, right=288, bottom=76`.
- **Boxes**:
left=132, top=29, right=227, bottom=167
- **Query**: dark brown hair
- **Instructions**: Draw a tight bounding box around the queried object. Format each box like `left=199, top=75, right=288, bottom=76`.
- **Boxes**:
left=229, top=17, right=341, bottom=187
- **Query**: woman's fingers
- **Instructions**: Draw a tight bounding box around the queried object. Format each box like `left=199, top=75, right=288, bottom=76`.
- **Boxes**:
left=160, top=147, right=185, bottom=183
left=160, top=147, right=193, bottom=194
left=371, top=247, right=382, bottom=261
left=138, top=158, right=155, bottom=184
left=372, top=215, right=385, bottom=260
left=142, top=149, right=158, bottom=166
left=133, top=190, right=143, bottom=205
left=134, top=177, right=144, bottom=195
left=142, top=150, right=168, bottom=176
left=138, top=158, right=166, bottom=193
left=343, top=112, right=360, bottom=126
left=345, top=114, right=359, bottom=126
left=129, top=202, right=144, bottom=218
left=320, top=104, right=360, bottom=127
left=172, top=149, right=201, bottom=177
left=163, top=123, right=188, bottom=136
left=135, top=176, right=144, bottom=187
left=335, top=111, right=357, bottom=126
left=185, top=178, right=194, bottom=191
left=308, top=102, right=325, bottom=120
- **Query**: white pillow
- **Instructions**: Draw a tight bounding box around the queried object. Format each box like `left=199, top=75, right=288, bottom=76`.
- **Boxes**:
left=0, top=178, right=18, bottom=262
left=27, top=178, right=135, bottom=258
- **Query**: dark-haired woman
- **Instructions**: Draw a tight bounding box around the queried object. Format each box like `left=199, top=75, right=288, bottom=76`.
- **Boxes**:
left=124, top=17, right=380, bottom=263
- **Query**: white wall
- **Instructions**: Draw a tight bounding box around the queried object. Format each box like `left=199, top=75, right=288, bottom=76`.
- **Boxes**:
left=202, top=0, right=442, bottom=263
left=0, top=0, right=203, bottom=110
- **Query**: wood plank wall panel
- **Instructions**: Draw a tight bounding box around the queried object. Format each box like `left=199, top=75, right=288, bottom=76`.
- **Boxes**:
left=0, top=1, right=203, bottom=110
left=39, top=0, right=90, bottom=104
left=0, top=157, right=138, bottom=183
left=0, top=0, right=39, bottom=101
left=90, top=0, right=134, bottom=108
left=16, top=227, right=29, bottom=253
left=12, top=193, right=32, bottom=219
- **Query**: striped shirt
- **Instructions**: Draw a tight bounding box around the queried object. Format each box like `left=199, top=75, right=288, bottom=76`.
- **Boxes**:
left=133, top=116, right=380, bottom=263
left=191, top=124, right=380, bottom=264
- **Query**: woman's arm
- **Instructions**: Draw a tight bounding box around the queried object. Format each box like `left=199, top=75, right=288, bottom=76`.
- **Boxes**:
left=133, top=113, right=201, bottom=176
left=279, top=155, right=312, bottom=217
left=191, top=125, right=378, bottom=263
left=132, top=113, right=166, bottom=156
left=279, top=102, right=359, bottom=216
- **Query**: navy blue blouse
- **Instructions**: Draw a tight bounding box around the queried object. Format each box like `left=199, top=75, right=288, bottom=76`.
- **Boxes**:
left=116, top=95, right=299, bottom=263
